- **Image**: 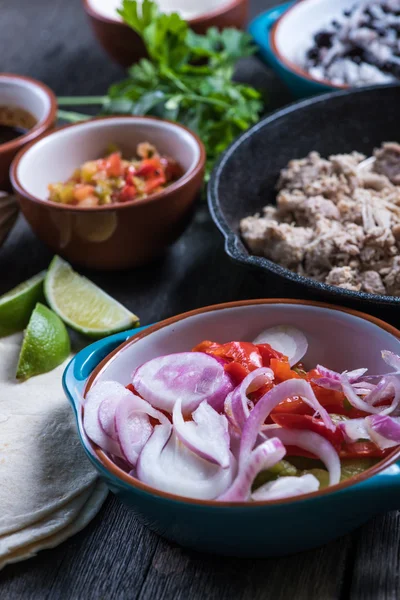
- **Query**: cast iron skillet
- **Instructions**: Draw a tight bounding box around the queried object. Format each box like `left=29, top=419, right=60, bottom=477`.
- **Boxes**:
left=208, top=84, right=400, bottom=314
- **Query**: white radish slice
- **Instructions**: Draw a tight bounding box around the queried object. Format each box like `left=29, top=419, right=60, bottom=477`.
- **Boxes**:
left=251, top=474, right=320, bottom=501
left=252, top=325, right=308, bottom=367
left=132, top=352, right=234, bottom=415
left=173, top=399, right=230, bottom=468
left=114, top=394, right=169, bottom=467
left=218, top=437, right=286, bottom=502
left=83, top=381, right=131, bottom=458
left=136, top=424, right=236, bottom=500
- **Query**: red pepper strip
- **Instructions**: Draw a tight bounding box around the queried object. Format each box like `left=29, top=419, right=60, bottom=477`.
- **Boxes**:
left=271, top=413, right=344, bottom=449
left=339, top=441, right=392, bottom=459
left=270, top=358, right=303, bottom=382
left=103, top=152, right=123, bottom=177
left=256, top=343, right=284, bottom=367
left=285, top=445, right=318, bottom=459
left=145, top=174, right=166, bottom=194
left=224, top=362, right=249, bottom=386
left=272, top=396, right=314, bottom=415
left=192, top=340, right=222, bottom=353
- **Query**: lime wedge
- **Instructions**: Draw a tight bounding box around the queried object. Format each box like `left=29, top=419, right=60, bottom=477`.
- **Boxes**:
left=0, top=271, right=46, bottom=337
left=16, top=303, right=70, bottom=381
left=44, top=256, right=139, bottom=338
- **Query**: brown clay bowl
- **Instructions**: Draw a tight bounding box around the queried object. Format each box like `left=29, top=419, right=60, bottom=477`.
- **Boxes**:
left=82, top=0, right=249, bottom=67
left=0, top=74, right=57, bottom=190
left=10, top=116, right=205, bottom=271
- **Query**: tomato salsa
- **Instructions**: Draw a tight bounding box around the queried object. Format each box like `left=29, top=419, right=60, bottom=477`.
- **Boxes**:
left=48, top=143, right=183, bottom=207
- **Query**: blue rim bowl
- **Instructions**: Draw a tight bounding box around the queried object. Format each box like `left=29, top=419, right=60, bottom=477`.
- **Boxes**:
left=63, top=299, right=400, bottom=557
left=249, top=1, right=347, bottom=98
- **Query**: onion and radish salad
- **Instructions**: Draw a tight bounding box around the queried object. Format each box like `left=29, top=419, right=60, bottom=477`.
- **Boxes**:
left=83, top=326, right=400, bottom=502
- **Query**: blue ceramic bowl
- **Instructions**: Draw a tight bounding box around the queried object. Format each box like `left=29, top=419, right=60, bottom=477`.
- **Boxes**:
left=63, top=299, right=400, bottom=557
left=249, top=1, right=351, bottom=98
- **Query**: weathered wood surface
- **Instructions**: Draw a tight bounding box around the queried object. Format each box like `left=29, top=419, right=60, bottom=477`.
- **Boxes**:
left=0, top=0, right=399, bottom=598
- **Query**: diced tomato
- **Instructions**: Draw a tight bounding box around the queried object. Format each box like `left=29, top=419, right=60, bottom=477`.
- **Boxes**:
left=272, top=395, right=314, bottom=415
left=224, top=362, right=249, bottom=385
left=160, top=157, right=183, bottom=181
left=135, top=158, right=162, bottom=178
left=256, top=343, right=285, bottom=367
left=145, top=174, right=166, bottom=194
left=118, top=184, right=137, bottom=203
left=104, top=152, right=123, bottom=177
left=339, top=441, right=391, bottom=459
left=270, top=357, right=303, bottom=382
left=73, top=184, right=96, bottom=202
left=248, top=382, right=274, bottom=403
left=271, top=413, right=345, bottom=449
left=194, top=341, right=262, bottom=373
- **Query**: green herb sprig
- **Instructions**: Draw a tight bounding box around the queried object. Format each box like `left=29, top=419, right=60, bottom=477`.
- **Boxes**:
left=58, top=0, right=263, bottom=179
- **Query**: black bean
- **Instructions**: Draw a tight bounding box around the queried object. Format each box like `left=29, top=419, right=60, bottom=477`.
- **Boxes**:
left=314, top=31, right=334, bottom=48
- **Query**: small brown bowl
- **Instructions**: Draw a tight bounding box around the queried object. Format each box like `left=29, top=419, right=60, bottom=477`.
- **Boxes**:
left=83, top=0, right=249, bottom=67
left=10, top=116, right=205, bottom=271
left=0, top=74, right=57, bottom=190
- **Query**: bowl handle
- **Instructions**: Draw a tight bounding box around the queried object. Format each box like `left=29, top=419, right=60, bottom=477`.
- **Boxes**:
left=62, top=324, right=152, bottom=414
left=248, top=2, right=293, bottom=68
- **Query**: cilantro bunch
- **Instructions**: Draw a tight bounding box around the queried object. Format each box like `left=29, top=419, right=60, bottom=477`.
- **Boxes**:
left=103, top=0, right=263, bottom=178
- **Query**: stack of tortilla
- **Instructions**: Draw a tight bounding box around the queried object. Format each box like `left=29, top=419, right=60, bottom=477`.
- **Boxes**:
left=0, top=333, right=108, bottom=569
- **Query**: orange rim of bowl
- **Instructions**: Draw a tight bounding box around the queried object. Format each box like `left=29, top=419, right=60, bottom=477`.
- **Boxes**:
left=0, top=74, right=57, bottom=155
left=10, top=115, right=206, bottom=212
left=84, top=298, right=400, bottom=507
left=270, top=0, right=349, bottom=90
left=83, top=0, right=247, bottom=26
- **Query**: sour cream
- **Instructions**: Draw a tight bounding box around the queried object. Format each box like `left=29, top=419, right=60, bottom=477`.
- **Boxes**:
left=88, top=0, right=233, bottom=21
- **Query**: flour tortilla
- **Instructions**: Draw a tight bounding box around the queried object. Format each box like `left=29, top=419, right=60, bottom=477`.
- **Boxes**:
left=0, top=480, right=108, bottom=569
left=0, top=334, right=101, bottom=536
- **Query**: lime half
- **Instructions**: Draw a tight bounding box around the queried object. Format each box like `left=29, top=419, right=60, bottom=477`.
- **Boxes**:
left=44, top=256, right=139, bottom=338
left=0, top=271, right=46, bottom=337
left=16, top=303, right=71, bottom=381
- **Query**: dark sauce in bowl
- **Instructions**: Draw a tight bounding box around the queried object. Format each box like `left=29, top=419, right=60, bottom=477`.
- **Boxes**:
left=0, top=106, right=37, bottom=146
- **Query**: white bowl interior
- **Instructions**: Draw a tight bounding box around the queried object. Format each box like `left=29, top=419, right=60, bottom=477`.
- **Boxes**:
left=88, top=0, right=233, bottom=21
left=275, top=0, right=358, bottom=67
left=94, top=304, right=400, bottom=386
left=0, top=77, right=51, bottom=124
left=17, top=118, right=201, bottom=200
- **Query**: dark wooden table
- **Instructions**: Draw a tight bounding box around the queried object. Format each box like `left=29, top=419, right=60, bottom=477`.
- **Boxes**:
left=1, top=1, right=399, bottom=598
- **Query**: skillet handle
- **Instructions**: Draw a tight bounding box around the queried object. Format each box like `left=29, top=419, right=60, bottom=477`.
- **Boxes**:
left=62, top=325, right=151, bottom=414
left=248, top=2, right=293, bottom=69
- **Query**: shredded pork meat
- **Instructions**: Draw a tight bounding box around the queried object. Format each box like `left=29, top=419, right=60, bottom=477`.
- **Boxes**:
left=240, top=142, right=400, bottom=296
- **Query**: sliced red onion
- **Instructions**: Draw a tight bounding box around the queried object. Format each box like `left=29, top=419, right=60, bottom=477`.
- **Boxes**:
left=340, top=374, right=398, bottom=415
left=364, top=377, right=393, bottom=406
left=251, top=473, right=320, bottom=501
left=225, top=368, right=274, bottom=431
left=239, top=379, right=335, bottom=467
left=338, top=418, right=369, bottom=442
left=316, top=366, right=367, bottom=382
left=137, top=424, right=236, bottom=500
left=253, top=325, right=308, bottom=366
left=83, top=381, right=131, bottom=458
left=268, top=426, right=341, bottom=486
left=382, top=350, right=400, bottom=371
left=132, top=352, right=234, bottom=415
left=114, top=394, right=169, bottom=467
left=224, top=392, right=240, bottom=430
left=365, top=415, right=400, bottom=449
left=218, top=437, right=286, bottom=502
left=173, top=398, right=230, bottom=468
